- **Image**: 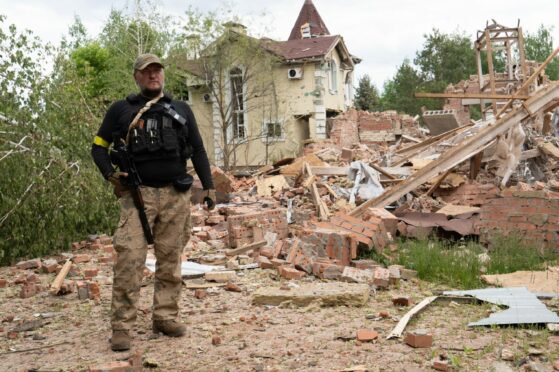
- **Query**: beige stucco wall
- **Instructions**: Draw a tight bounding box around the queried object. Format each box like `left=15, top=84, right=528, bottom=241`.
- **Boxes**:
left=185, top=45, right=353, bottom=167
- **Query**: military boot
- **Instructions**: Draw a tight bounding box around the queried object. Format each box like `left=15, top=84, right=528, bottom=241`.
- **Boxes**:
left=153, top=319, right=186, bottom=337
left=110, top=330, right=131, bottom=351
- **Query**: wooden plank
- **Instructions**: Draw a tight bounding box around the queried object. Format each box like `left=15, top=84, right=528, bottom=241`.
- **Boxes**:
left=401, top=134, right=422, bottom=143
left=225, top=240, right=267, bottom=256
left=49, top=260, right=72, bottom=295
left=349, top=82, right=559, bottom=215
left=496, top=46, right=559, bottom=119
left=485, top=30, right=498, bottom=117
left=469, top=151, right=484, bottom=180
left=310, top=166, right=349, bottom=176
left=311, top=182, right=330, bottom=221
left=538, top=142, right=559, bottom=159
left=520, top=148, right=541, bottom=161
left=415, top=92, right=528, bottom=100
left=425, top=169, right=452, bottom=197
left=319, top=182, right=338, bottom=199
left=370, top=163, right=396, bottom=180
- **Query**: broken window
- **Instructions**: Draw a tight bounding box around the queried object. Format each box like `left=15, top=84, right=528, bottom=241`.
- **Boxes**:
left=301, top=23, right=311, bottom=39
left=229, top=67, right=246, bottom=140
left=263, top=121, right=283, bottom=141
left=330, top=60, right=338, bottom=92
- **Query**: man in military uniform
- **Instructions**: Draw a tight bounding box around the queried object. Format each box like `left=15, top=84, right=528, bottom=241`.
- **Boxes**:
left=91, top=54, right=215, bottom=351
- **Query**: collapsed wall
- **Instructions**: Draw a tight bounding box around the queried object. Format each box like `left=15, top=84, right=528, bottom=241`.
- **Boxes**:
left=475, top=189, right=559, bottom=249
left=329, top=109, right=419, bottom=147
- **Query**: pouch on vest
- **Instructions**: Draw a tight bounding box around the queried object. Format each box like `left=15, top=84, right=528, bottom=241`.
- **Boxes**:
left=172, top=174, right=193, bottom=192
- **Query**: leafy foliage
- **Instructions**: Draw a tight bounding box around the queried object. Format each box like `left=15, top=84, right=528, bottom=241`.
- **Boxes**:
left=0, top=16, right=117, bottom=265
left=524, top=24, right=559, bottom=80
left=354, top=74, right=380, bottom=112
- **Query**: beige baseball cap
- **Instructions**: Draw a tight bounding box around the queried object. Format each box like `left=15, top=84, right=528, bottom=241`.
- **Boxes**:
left=133, top=53, right=164, bottom=71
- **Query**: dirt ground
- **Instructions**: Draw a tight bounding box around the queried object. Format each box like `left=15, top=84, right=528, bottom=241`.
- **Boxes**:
left=2, top=256, right=559, bottom=372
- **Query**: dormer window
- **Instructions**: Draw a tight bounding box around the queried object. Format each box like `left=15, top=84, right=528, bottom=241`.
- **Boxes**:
left=301, top=23, right=311, bottom=39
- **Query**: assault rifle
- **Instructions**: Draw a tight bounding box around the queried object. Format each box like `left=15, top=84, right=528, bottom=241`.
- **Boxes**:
left=110, top=137, right=154, bottom=245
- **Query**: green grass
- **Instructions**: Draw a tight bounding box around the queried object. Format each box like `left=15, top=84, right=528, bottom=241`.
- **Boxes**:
left=389, top=235, right=559, bottom=289
left=394, top=239, right=484, bottom=289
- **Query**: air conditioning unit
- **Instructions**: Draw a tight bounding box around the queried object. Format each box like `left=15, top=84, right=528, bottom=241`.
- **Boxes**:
left=287, top=67, right=303, bottom=80
left=202, top=93, right=212, bottom=103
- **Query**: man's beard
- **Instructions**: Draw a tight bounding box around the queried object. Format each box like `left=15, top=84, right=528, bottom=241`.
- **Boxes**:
left=140, top=86, right=163, bottom=99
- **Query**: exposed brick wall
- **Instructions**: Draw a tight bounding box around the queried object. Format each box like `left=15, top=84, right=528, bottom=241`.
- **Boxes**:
left=329, top=109, right=359, bottom=148
left=227, top=209, right=288, bottom=247
left=329, top=109, right=418, bottom=147
left=435, top=181, right=500, bottom=207
left=475, top=190, right=559, bottom=249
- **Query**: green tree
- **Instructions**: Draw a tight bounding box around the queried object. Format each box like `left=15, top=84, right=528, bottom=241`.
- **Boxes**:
left=524, top=24, right=559, bottom=80
left=414, top=29, right=476, bottom=89
left=354, top=74, right=380, bottom=111
left=380, top=59, right=437, bottom=116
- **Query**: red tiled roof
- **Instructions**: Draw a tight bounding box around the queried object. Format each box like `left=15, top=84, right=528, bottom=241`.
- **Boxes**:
left=264, top=35, right=339, bottom=61
left=288, top=0, right=330, bottom=41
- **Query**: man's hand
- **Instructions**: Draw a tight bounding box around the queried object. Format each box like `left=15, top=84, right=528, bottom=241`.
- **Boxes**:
left=107, top=171, right=129, bottom=197
left=203, top=189, right=216, bottom=210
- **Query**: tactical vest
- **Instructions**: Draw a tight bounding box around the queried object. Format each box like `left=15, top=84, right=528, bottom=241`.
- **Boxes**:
left=122, top=95, right=193, bottom=163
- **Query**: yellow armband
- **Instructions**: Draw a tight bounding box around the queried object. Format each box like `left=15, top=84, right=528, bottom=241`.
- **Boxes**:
left=93, top=136, right=110, bottom=148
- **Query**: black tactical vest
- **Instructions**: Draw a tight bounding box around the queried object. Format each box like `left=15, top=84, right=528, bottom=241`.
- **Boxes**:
left=122, top=95, right=193, bottom=163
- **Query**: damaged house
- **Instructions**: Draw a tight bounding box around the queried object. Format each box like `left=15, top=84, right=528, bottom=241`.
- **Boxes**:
left=175, top=0, right=360, bottom=169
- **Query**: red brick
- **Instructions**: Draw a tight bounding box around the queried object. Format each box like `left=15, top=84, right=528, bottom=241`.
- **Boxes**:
left=225, top=282, right=242, bottom=292
left=270, top=258, right=287, bottom=267
left=356, top=329, right=378, bottom=342
left=257, top=256, right=275, bottom=270
left=194, top=289, right=207, bottom=299
left=19, top=283, right=40, bottom=298
left=16, top=259, right=41, bottom=270
left=73, top=254, right=91, bottom=264
left=373, top=267, right=390, bottom=289
left=432, top=358, right=451, bottom=371
left=84, top=268, right=99, bottom=280
left=0, top=278, right=6, bottom=288
left=392, top=296, right=412, bottom=307
left=41, top=259, right=59, bottom=273
left=278, top=266, right=305, bottom=280
left=87, top=282, right=100, bottom=301
left=259, top=247, right=274, bottom=259
left=88, top=361, right=133, bottom=372
left=405, top=330, right=433, bottom=348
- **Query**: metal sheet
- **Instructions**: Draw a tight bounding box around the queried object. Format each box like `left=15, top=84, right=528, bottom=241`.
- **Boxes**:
left=444, top=287, right=559, bottom=326
left=145, top=258, right=225, bottom=278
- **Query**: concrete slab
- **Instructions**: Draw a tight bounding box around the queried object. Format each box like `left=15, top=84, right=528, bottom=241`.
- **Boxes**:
left=252, top=282, right=370, bottom=307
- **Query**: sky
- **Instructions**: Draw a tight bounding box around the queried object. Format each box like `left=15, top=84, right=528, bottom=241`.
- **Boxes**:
left=1, top=0, right=559, bottom=89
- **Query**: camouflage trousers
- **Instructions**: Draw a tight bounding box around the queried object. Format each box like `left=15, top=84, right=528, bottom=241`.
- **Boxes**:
left=111, top=185, right=191, bottom=331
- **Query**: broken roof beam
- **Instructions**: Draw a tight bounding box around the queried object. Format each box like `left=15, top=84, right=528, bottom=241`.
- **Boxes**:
left=349, top=81, right=559, bottom=215
left=497, top=46, right=559, bottom=119
left=415, top=92, right=529, bottom=100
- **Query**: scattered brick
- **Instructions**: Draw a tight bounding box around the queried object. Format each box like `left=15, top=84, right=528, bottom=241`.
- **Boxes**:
left=42, top=259, right=59, bottom=273
left=73, top=254, right=91, bottom=264
left=278, top=266, right=306, bottom=280
left=88, top=361, right=134, bottom=372
left=84, top=268, right=99, bottom=280
left=392, top=296, right=413, bottom=307
left=16, top=259, right=41, bottom=270
left=0, top=278, right=7, bottom=288
left=257, top=256, right=275, bottom=269
left=211, top=334, right=221, bottom=346
left=225, top=282, right=242, bottom=292
left=194, top=289, right=207, bottom=299
left=259, top=247, right=274, bottom=259
left=356, top=329, right=379, bottom=342
left=20, top=283, right=40, bottom=299
left=373, top=267, right=390, bottom=289
left=378, top=311, right=390, bottom=318
left=404, top=329, right=433, bottom=348
left=88, top=282, right=100, bottom=301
